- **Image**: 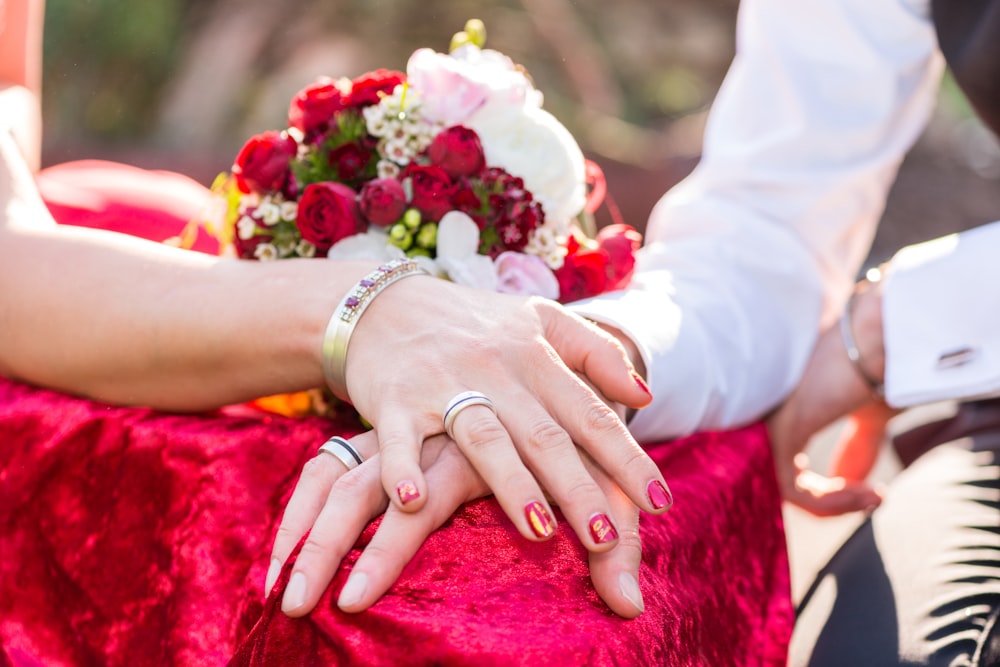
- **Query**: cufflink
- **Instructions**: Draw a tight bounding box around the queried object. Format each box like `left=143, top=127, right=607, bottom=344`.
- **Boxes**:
left=936, top=346, right=978, bottom=370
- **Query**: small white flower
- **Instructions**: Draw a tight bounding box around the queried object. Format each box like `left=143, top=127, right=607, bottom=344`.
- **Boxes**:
left=274, top=238, right=296, bottom=257
left=296, top=240, right=317, bottom=258
left=280, top=201, right=298, bottom=222
left=383, top=137, right=413, bottom=165
left=377, top=160, right=400, bottom=179
left=237, top=216, right=258, bottom=240
left=254, top=243, right=278, bottom=261
left=258, top=202, right=282, bottom=226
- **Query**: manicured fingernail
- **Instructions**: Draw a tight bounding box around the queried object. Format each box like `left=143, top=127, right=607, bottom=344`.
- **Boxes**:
left=618, top=571, right=644, bottom=613
left=282, top=571, right=307, bottom=613
left=338, top=571, right=369, bottom=609
left=589, top=513, right=619, bottom=544
left=632, top=371, right=652, bottom=398
left=397, top=480, right=420, bottom=505
left=647, top=480, right=673, bottom=510
left=525, top=501, right=556, bottom=538
left=264, top=558, right=281, bottom=594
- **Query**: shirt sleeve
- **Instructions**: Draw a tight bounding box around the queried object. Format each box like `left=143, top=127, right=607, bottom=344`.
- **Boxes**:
left=883, top=220, right=1000, bottom=407
left=570, top=0, right=944, bottom=443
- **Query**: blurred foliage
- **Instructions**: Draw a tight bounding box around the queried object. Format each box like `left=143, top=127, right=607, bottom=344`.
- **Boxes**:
left=42, top=0, right=188, bottom=145
left=39, top=0, right=737, bottom=164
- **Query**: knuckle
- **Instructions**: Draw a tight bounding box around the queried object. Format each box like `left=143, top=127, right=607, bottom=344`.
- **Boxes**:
left=524, top=419, right=570, bottom=454
left=614, top=526, right=643, bottom=554
left=459, top=415, right=509, bottom=452
left=581, top=402, right=625, bottom=435
left=299, top=456, right=333, bottom=484
left=298, top=535, right=335, bottom=563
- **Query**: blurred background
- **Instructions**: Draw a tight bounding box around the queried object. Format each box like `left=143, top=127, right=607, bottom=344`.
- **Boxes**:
left=39, top=0, right=1000, bottom=265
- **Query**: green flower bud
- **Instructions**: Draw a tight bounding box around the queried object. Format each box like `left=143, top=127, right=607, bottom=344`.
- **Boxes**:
left=415, top=222, right=438, bottom=249
left=406, top=247, right=432, bottom=259
left=450, top=31, right=472, bottom=53
left=388, top=223, right=413, bottom=250
left=402, top=207, right=422, bottom=230
left=464, top=19, right=487, bottom=48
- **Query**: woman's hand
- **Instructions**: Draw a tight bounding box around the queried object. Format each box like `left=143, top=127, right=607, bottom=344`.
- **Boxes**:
left=766, top=280, right=887, bottom=516
left=268, top=430, right=649, bottom=620
left=342, top=277, right=671, bottom=551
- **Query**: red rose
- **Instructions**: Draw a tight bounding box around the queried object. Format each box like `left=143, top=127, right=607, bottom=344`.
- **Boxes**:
left=347, top=69, right=405, bottom=108
left=232, top=131, right=297, bottom=195
left=427, top=125, right=486, bottom=178
left=596, top=224, right=642, bottom=290
left=359, top=178, right=407, bottom=227
left=296, top=182, right=365, bottom=250
left=288, top=77, right=347, bottom=136
left=404, top=164, right=457, bottom=221
left=328, top=142, right=372, bottom=183
left=554, top=236, right=610, bottom=302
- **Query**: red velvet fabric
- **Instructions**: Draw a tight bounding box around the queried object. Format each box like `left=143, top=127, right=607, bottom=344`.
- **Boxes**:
left=0, top=162, right=793, bottom=665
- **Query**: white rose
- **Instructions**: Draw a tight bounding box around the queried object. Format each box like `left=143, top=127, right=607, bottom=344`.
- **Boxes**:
left=468, top=106, right=587, bottom=224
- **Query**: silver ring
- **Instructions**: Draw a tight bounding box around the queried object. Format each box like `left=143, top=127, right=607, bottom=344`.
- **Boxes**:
left=318, top=436, right=364, bottom=471
left=442, top=391, right=497, bottom=439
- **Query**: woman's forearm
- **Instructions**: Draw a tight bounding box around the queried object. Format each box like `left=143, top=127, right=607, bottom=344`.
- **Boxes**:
left=0, top=220, right=379, bottom=410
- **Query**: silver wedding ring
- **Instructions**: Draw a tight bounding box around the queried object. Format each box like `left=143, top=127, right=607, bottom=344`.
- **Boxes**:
left=318, top=436, right=364, bottom=471
left=442, top=391, right=497, bottom=439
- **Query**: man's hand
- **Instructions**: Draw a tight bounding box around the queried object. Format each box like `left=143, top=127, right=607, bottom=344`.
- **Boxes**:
left=766, top=279, right=888, bottom=516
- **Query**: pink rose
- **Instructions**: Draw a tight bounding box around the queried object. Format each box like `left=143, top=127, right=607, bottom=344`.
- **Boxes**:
left=359, top=178, right=407, bottom=227
left=596, top=224, right=642, bottom=290
left=288, top=78, right=347, bottom=137
left=404, top=48, right=491, bottom=124
left=296, top=182, right=365, bottom=251
left=495, top=252, right=559, bottom=300
left=347, top=69, right=405, bottom=108
left=232, top=131, right=297, bottom=195
left=404, top=164, right=457, bottom=222
left=428, top=125, right=486, bottom=179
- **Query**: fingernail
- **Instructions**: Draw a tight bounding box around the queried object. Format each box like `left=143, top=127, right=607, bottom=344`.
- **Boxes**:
left=525, top=501, right=556, bottom=538
left=264, top=558, right=281, bottom=594
left=631, top=371, right=652, bottom=398
left=647, top=480, right=673, bottom=510
left=397, top=480, right=420, bottom=505
left=338, top=571, right=369, bottom=609
left=589, top=513, right=619, bottom=544
left=618, top=571, right=644, bottom=613
left=282, top=571, right=307, bottom=614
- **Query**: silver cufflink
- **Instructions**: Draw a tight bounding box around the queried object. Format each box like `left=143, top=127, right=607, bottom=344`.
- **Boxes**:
left=936, top=346, right=979, bottom=370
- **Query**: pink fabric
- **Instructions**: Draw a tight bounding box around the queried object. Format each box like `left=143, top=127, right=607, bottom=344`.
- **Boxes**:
left=0, top=162, right=793, bottom=665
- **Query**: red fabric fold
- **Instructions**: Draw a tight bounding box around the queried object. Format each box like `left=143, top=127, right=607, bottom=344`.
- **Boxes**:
left=0, top=161, right=792, bottom=665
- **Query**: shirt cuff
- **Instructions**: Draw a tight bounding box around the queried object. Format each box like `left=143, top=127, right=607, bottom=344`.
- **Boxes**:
left=883, top=220, right=1000, bottom=407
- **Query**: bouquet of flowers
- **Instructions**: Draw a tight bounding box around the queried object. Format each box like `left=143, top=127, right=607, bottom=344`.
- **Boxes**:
left=202, top=19, right=641, bottom=304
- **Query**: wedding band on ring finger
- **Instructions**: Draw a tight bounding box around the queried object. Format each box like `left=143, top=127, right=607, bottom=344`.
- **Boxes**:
left=443, top=391, right=497, bottom=440
left=318, top=436, right=364, bottom=471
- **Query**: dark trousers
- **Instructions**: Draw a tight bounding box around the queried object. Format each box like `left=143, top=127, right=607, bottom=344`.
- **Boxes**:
left=791, top=399, right=1000, bottom=666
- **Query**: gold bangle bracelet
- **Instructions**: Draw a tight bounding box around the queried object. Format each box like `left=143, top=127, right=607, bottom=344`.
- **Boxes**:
left=321, top=258, right=428, bottom=401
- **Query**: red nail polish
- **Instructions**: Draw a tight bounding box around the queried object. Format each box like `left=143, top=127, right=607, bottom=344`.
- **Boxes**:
left=632, top=372, right=652, bottom=398
left=525, top=501, right=556, bottom=538
left=589, top=513, right=619, bottom=544
left=397, top=480, right=420, bottom=505
left=647, top=480, right=673, bottom=510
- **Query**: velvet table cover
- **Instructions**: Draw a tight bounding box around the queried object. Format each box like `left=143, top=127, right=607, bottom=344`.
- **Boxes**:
left=0, top=161, right=792, bottom=665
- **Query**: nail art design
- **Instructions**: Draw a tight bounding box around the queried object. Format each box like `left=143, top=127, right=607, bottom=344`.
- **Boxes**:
left=397, top=480, right=420, bottom=505
left=647, top=479, right=673, bottom=510
left=632, top=371, right=652, bottom=398
left=525, top=501, right=556, bottom=538
left=589, top=513, right=619, bottom=544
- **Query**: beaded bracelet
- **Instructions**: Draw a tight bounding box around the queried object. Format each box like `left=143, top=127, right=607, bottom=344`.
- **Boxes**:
left=322, top=258, right=428, bottom=401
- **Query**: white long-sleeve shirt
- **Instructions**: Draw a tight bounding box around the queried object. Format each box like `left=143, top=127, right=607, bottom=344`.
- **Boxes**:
left=569, top=0, right=1000, bottom=443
